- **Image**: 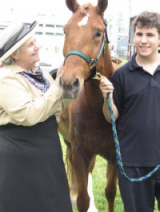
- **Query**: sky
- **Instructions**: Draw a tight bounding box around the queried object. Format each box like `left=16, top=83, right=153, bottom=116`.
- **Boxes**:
left=0, top=0, right=159, bottom=24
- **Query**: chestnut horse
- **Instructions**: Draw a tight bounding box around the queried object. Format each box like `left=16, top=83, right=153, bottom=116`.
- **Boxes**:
left=58, top=0, right=117, bottom=211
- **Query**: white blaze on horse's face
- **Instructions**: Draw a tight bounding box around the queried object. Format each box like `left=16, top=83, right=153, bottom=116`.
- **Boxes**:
left=78, top=13, right=90, bottom=26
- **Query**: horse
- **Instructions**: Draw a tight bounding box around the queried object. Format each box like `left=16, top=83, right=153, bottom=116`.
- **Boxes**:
left=58, top=0, right=118, bottom=211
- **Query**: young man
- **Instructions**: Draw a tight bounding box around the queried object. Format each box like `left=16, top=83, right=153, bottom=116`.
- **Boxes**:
left=100, top=11, right=160, bottom=212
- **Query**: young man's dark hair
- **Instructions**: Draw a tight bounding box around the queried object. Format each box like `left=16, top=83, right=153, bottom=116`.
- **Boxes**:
left=133, top=11, right=160, bottom=35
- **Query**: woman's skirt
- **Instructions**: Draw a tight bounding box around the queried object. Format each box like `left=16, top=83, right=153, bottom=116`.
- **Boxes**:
left=0, top=116, right=72, bottom=212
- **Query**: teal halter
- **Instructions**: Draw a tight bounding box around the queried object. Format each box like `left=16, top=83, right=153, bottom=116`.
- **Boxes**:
left=64, top=37, right=106, bottom=67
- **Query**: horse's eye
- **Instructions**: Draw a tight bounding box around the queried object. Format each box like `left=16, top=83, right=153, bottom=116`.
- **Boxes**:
left=95, top=31, right=101, bottom=37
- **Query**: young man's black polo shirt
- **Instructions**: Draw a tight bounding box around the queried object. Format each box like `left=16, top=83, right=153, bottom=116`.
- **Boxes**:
left=111, top=53, right=160, bottom=167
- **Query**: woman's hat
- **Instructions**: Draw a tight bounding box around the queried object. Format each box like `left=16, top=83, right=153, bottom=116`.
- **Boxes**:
left=0, top=21, right=38, bottom=62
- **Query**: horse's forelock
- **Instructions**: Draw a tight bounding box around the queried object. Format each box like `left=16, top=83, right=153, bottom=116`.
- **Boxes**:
left=83, top=3, right=94, bottom=9
left=79, top=3, right=94, bottom=15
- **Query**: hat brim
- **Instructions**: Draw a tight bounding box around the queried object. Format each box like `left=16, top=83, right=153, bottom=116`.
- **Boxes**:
left=0, top=22, right=38, bottom=62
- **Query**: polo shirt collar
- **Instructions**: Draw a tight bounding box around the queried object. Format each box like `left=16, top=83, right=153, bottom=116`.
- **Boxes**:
left=128, top=53, right=141, bottom=71
left=128, top=53, right=160, bottom=72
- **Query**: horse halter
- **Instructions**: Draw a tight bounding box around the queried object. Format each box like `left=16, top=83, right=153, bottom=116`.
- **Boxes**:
left=64, top=19, right=109, bottom=80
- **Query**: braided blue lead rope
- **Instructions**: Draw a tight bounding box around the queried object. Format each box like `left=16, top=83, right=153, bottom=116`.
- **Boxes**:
left=106, top=93, right=160, bottom=182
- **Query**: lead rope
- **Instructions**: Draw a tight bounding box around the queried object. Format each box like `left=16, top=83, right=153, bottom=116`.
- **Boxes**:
left=93, top=72, right=160, bottom=182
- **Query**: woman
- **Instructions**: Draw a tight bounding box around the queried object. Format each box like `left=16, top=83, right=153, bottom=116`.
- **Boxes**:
left=0, top=21, right=72, bottom=212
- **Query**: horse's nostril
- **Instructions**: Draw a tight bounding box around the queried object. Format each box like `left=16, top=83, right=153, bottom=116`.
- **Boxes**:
left=72, top=78, right=80, bottom=89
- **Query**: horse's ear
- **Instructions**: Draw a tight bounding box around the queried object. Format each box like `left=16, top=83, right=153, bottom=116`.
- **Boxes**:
left=96, top=0, right=108, bottom=14
left=65, top=0, right=80, bottom=12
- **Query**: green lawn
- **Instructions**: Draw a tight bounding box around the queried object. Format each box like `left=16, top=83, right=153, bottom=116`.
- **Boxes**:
left=60, top=135, right=159, bottom=212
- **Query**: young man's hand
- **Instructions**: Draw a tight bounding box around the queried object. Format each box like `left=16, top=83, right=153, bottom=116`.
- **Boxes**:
left=99, top=77, right=114, bottom=99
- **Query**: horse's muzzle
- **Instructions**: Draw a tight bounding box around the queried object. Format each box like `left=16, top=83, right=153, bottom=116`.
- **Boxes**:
left=59, top=77, right=80, bottom=99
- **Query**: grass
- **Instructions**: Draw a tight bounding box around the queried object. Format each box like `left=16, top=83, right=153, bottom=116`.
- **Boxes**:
left=59, top=134, right=159, bottom=212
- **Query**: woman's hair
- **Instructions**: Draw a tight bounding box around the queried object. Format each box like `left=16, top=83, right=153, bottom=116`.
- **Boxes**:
left=2, top=49, right=20, bottom=65
left=3, top=57, right=15, bottom=65
left=133, top=11, right=160, bottom=35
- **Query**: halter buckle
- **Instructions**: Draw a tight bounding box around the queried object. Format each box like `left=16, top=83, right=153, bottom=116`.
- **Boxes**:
left=89, top=59, right=96, bottom=69
left=92, top=72, right=103, bottom=80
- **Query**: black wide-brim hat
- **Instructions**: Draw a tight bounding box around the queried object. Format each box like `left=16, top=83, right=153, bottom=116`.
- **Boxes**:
left=0, top=21, right=38, bottom=62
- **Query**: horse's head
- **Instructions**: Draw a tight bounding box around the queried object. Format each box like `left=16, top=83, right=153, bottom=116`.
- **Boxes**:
left=60, top=0, right=108, bottom=99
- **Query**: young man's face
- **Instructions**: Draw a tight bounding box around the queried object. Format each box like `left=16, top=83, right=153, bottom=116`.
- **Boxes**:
left=134, top=26, right=160, bottom=58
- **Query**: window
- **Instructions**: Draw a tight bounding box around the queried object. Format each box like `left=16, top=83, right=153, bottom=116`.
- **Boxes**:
left=55, top=33, right=64, bottom=36
left=56, top=25, right=63, bottom=28
left=46, top=24, right=55, bottom=28
left=25, top=23, right=31, bottom=27
left=35, top=32, right=43, bottom=35
left=45, top=32, right=54, bottom=36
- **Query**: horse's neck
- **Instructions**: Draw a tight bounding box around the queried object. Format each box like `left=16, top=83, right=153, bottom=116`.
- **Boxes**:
left=101, top=46, right=114, bottom=80
left=83, top=81, right=104, bottom=112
